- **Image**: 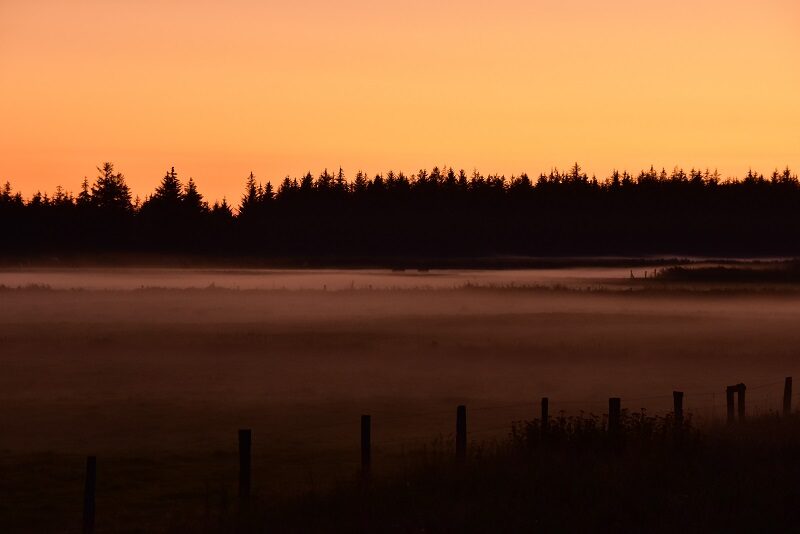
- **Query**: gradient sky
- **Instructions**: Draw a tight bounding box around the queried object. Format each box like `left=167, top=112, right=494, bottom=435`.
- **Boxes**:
left=1, top=0, right=798, bottom=203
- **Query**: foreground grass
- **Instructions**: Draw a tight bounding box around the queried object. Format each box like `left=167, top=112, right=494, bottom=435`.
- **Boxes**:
left=211, top=413, right=800, bottom=533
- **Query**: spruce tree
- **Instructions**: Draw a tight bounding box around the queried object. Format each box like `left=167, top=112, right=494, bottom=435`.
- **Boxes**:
left=90, top=162, right=131, bottom=211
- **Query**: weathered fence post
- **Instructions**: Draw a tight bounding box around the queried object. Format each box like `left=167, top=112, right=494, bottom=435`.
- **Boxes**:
left=726, top=386, right=735, bottom=424
left=82, top=455, right=96, bottom=534
left=541, top=397, right=549, bottom=434
left=361, top=415, right=371, bottom=478
left=737, top=383, right=746, bottom=421
left=673, top=391, right=684, bottom=425
left=238, top=429, right=252, bottom=502
left=784, top=377, right=793, bottom=416
left=456, top=405, right=467, bottom=464
left=608, top=397, right=621, bottom=435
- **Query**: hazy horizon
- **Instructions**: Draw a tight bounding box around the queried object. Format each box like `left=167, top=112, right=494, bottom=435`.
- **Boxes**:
left=3, top=163, right=800, bottom=204
left=2, top=0, right=798, bottom=203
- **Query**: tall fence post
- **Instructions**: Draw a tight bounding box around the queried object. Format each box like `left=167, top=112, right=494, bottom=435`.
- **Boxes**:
left=361, top=415, right=371, bottom=479
left=608, top=397, right=621, bottom=435
left=541, top=397, right=549, bottom=435
left=673, top=391, right=684, bottom=426
left=726, top=386, right=735, bottom=424
left=238, top=429, right=252, bottom=502
left=456, top=405, right=467, bottom=464
left=784, top=377, right=793, bottom=416
left=737, top=383, right=746, bottom=421
left=82, top=455, right=96, bottom=534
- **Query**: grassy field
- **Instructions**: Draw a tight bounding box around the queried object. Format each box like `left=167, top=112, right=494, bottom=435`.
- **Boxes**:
left=1, top=268, right=799, bottom=531
left=240, top=413, right=800, bottom=533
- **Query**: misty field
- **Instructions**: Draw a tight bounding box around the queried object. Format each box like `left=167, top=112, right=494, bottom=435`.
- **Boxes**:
left=1, top=268, right=800, bottom=532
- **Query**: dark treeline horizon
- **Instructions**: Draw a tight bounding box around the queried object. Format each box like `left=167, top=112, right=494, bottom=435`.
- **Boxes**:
left=2, top=162, right=800, bottom=258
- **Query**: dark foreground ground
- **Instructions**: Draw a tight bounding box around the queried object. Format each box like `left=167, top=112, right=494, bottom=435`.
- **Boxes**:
left=5, top=412, right=798, bottom=533
left=178, top=414, right=800, bottom=533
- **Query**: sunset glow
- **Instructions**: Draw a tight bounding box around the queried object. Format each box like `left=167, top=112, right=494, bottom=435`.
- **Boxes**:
left=1, top=0, right=798, bottom=202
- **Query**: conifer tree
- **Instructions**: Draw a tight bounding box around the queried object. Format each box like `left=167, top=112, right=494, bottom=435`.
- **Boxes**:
left=183, top=177, right=207, bottom=213
left=90, top=162, right=132, bottom=211
left=152, top=167, right=183, bottom=205
left=239, top=172, right=259, bottom=218
left=77, top=178, right=91, bottom=206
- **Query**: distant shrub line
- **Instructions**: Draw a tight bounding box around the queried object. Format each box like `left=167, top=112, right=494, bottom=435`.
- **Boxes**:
left=2, top=162, right=800, bottom=257
left=657, top=264, right=800, bottom=283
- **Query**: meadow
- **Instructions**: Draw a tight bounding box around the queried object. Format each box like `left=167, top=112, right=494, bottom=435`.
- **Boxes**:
left=1, top=267, right=799, bottom=532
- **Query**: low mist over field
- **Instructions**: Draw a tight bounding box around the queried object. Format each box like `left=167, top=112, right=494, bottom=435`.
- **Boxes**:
left=2, top=268, right=800, bottom=530
left=0, top=266, right=632, bottom=291
left=3, top=268, right=799, bottom=449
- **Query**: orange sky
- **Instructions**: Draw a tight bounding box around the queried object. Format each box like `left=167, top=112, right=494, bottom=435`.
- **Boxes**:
left=1, top=0, right=798, bottom=203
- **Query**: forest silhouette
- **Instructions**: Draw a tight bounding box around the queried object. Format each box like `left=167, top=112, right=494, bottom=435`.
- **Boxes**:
left=2, top=162, right=799, bottom=258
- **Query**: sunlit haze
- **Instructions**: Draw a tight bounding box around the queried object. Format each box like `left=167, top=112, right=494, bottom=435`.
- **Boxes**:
left=1, top=0, right=798, bottom=202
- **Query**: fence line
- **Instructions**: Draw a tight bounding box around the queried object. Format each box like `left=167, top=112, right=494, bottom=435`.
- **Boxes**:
left=72, top=376, right=794, bottom=532
left=233, top=383, right=792, bottom=445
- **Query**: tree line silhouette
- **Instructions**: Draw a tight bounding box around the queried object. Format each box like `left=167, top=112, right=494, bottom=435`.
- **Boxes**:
left=2, top=162, right=799, bottom=258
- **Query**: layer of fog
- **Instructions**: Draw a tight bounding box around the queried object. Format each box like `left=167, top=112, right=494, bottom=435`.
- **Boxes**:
left=2, top=271, right=798, bottom=457
left=0, top=267, right=636, bottom=291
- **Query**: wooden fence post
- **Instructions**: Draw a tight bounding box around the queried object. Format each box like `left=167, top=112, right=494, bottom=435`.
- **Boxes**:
left=456, top=405, right=467, bottom=464
left=737, top=383, right=746, bottom=421
left=238, top=429, right=252, bottom=502
left=361, top=415, right=371, bottom=478
left=541, top=397, right=549, bottom=434
left=608, top=397, right=621, bottom=435
left=82, top=455, right=96, bottom=534
left=673, top=391, right=684, bottom=425
left=784, top=377, right=793, bottom=416
left=726, top=386, right=735, bottom=424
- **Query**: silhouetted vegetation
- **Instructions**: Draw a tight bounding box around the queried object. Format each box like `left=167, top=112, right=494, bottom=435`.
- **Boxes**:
left=656, top=262, right=800, bottom=283
left=3, top=163, right=800, bottom=259
left=217, top=413, right=800, bottom=533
